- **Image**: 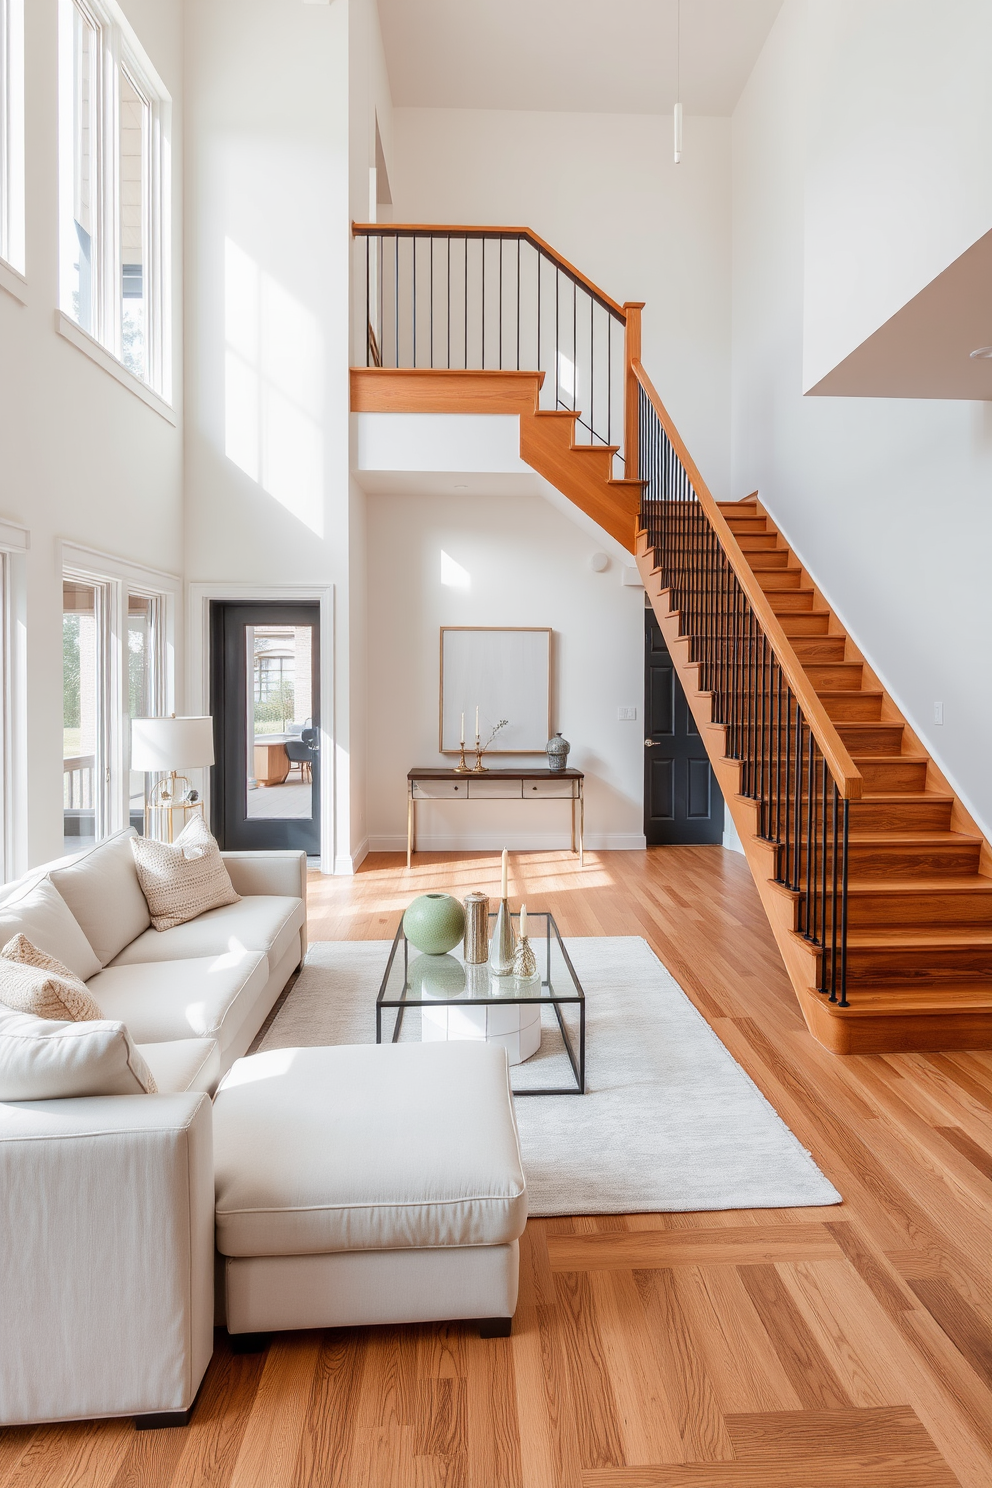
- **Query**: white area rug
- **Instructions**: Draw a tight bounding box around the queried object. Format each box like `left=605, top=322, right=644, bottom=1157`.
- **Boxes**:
left=260, top=937, right=841, bottom=1216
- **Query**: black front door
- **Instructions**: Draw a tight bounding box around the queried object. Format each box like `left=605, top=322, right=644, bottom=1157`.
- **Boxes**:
left=210, top=602, right=321, bottom=854
left=644, top=608, right=725, bottom=845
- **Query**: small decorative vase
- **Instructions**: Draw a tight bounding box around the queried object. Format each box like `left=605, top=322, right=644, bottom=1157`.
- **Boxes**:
left=489, top=898, right=516, bottom=976
left=402, top=893, right=465, bottom=955
left=512, top=934, right=538, bottom=981
left=408, top=952, right=467, bottom=1000
left=546, top=732, right=570, bottom=772
left=463, top=892, right=489, bottom=964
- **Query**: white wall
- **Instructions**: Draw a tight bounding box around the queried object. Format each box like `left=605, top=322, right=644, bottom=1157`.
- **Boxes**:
left=0, top=0, right=184, bottom=870
left=732, top=0, right=992, bottom=835
left=803, top=0, right=992, bottom=390
left=388, top=106, right=733, bottom=502
left=365, top=490, right=646, bottom=851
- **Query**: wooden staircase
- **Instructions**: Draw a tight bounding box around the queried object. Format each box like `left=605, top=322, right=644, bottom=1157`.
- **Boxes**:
left=351, top=220, right=992, bottom=1055
left=637, top=495, right=992, bottom=1054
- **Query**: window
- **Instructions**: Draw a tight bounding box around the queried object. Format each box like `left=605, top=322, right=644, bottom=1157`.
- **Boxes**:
left=58, top=0, right=171, bottom=396
left=0, top=0, right=25, bottom=276
left=61, top=555, right=174, bottom=855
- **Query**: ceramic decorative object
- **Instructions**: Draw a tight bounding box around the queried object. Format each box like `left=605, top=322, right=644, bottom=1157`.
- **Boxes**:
left=408, top=952, right=467, bottom=1000
left=512, top=935, right=538, bottom=981
left=489, top=899, right=516, bottom=977
left=402, top=893, right=465, bottom=955
left=463, top=892, right=489, bottom=964
left=546, top=732, right=570, bottom=772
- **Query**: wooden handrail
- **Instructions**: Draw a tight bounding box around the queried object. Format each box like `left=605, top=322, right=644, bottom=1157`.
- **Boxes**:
left=352, top=222, right=627, bottom=321
left=631, top=359, right=863, bottom=801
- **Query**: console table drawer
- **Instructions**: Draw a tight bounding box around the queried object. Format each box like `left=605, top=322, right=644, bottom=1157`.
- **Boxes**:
left=525, top=778, right=575, bottom=798
left=412, top=779, right=469, bottom=799
left=467, top=778, right=523, bottom=799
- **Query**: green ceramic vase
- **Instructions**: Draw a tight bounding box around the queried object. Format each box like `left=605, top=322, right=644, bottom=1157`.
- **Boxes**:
left=402, top=893, right=465, bottom=955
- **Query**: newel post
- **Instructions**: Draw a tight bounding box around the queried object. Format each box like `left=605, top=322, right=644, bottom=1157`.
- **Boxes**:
left=623, top=303, right=644, bottom=481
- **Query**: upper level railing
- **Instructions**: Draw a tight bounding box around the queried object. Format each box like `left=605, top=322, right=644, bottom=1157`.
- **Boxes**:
left=354, top=223, right=631, bottom=466
left=633, top=361, right=861, bottom=1006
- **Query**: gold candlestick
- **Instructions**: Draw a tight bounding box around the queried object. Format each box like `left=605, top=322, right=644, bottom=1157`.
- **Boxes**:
left=472, top=734, right=488, bottom=773
left=453, top=743, right=471, bottom=774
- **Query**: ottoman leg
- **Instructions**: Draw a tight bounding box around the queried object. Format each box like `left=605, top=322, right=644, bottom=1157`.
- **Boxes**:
left=135, top=1407, right=194, bottom=1430
left=479, top=1317, right=512, bottom=1339
left=228, top=1330, right=272, bottom=1354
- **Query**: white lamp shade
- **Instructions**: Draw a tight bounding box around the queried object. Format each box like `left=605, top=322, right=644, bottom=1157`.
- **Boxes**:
left=131, top=716, right=215, bottom=772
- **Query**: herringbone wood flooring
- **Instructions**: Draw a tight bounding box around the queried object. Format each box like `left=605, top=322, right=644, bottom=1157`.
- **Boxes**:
left=4, top=847, right=992, bottom=1487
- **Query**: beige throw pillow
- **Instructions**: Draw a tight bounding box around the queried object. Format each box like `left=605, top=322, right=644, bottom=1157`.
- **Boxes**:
left=130, top=816, right=240, bottom=932
left=0, top=934, right=104, bottom=1021
left=0, top=1003, right=157, bottom=1099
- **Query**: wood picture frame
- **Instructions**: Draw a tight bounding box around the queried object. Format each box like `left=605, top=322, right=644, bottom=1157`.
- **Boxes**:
left=439, top=627, right=552, bottom=755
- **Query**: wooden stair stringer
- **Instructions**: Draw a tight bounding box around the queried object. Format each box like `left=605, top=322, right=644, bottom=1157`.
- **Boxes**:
left=350, top=366, right=641, bottom=552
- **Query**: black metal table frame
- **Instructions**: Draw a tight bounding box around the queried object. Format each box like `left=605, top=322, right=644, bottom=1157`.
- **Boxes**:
left=375, top=912, right=586, bottom=1095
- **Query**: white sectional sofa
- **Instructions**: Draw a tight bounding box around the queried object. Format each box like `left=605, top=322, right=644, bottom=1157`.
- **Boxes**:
left=0, top=828, right=306, bottom=1428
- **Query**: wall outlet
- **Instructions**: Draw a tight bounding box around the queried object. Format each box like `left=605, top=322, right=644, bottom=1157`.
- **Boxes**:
left=618, top=706, right=638, bottom=721
left=933, top=702, right=944, bottom=725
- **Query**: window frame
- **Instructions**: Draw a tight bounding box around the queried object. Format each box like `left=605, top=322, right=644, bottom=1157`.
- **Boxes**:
left=58, top=0, right=172, bottom=401
left=0, top=0, right=25, bottom=287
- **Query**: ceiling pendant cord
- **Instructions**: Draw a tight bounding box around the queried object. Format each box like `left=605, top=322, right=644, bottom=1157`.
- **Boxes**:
left=674, top=0, right=683, bottom=164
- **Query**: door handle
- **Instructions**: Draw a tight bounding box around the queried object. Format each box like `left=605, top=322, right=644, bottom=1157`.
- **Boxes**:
left=644, top=739, right=660, bottom=748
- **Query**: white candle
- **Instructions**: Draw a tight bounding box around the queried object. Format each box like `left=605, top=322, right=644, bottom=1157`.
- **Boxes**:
left=501, top=847, right=508, bottom=900
left=519, top=902, right=527, bottom=938
left=460, top=712, right=465, bottom=746
left=475, top=705, right=480, bottom=741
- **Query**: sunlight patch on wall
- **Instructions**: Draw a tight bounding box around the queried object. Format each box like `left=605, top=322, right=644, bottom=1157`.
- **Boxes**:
left=440, top=550, right=471, bottom=589
left=224, top=238, right=325, bottom=536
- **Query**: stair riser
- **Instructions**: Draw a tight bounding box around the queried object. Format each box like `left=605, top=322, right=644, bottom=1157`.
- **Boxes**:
left=846, top=892, right=992, bottom=927
left=768, top=592, right=816, bottom=612
left=724, top=518, right=768, bottom=534
left=821, top=695, right=884, bottom=722
left=839, top=726, right=906, bottom=755
left=848, top=801, right=953, bottom=832
left=758, top=572, right=805, bottom=591
left=805, top=664, right=865, bottom=691
left=735, top=534, right=780, bottom=551
left=846, top=951, right=992, bottom=984
left=747, top=553, right=792, bottom=570
left=790, top=637, right=849, bottom=663
left=778, top=614, right=832, bottom=637
left=855, top=759, right=929, bottom=792
left=847, top=844, right=982, bottom=877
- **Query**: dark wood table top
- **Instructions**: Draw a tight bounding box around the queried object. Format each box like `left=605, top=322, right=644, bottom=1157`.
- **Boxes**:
left=408, top=766, right=583, bottom=780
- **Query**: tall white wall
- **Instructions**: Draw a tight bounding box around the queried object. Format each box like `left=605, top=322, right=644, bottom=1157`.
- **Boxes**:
left=0, top=0, right=184, bottom=870
left=388, top=106, right=733, bottom=501
left=732, top=0, right=992, bottom=834
left=366, top=490, right=646, bottom=851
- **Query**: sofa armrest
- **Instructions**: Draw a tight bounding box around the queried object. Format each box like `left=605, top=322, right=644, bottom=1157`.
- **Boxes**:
left=221, top=850, right=307, bottom=904
left=0, top=1093, right=214, bottom=1425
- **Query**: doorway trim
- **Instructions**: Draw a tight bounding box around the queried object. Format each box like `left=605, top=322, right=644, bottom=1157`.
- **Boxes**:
left=187, top=583, right=334, bottom=875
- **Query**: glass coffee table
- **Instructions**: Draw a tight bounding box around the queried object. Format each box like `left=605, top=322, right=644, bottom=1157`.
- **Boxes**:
left=376, top=911, right=585, bottom=1095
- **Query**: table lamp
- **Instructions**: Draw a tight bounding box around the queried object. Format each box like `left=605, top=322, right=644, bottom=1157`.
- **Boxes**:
left=131, top=715, right=215, bottom=842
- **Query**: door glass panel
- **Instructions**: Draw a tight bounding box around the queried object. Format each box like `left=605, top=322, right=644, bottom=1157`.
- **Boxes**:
left=127, top=593, right=157, bottom=832
left=119, top=69, right=148, bottom=380
left=246, top=623, right=314, bottom=821
left=63, top=579, right=99, bottom=854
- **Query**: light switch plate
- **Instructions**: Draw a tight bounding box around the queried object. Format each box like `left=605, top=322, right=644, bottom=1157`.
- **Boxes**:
left=934, top=702, right=944, bottom=725
left=618, top=706, right=638, bottom=721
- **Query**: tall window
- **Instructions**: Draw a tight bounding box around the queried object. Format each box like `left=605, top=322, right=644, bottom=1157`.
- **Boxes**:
left=63, top=578, right=106, bottom=854
left=0, top=0, right=25, bottom=275
left=58, top=0, right=171, bottom=396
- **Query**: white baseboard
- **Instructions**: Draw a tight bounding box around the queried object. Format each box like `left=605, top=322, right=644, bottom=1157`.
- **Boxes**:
left=332, top=839, right=369, bottom=875
left=367, top=833, right=647, bottom=852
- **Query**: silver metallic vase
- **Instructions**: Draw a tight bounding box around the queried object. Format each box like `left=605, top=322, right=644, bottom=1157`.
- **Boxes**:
left=463, top=892, right=489, bottom=965
left=489, top=898, right=516, bottom=976
left=546, top=732, right=570, bottom=772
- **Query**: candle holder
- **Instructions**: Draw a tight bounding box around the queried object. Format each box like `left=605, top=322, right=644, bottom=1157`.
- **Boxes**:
left=471, top=735, right=489, bottom=773
left=453, top=743, right=471, bottom=774
left=489, top=898, right=516, bottom=976
left=512, top=933, right=538, bottom=981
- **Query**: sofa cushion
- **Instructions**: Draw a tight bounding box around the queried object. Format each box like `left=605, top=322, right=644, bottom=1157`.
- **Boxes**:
left=0, top=936, right=104, bottom=1021
left=0, top=1005, right=157, bottom=1100
left=137, top=1038, right=220, bottom=1095
left=87, top=950, right=269, bottom=1050
left=130, top=817, right=240, bottom=932
left=109, top=896, right=304, bottom=973
left=213, top=1042, right=528, bottom=1258
left=49, top=829, right=151, bottom=967
left=0, top=878, right=101, bottom=982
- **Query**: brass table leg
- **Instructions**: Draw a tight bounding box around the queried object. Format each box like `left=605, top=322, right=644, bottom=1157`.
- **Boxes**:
left=579, top=788, right=585, bottom=867
left=407, top=793, right=415, bottom=869
left=570, top=793, right=577, bottom=854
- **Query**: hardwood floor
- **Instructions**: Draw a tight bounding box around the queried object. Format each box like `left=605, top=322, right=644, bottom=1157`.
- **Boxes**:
left=6, top=847, right=992, bottom=1487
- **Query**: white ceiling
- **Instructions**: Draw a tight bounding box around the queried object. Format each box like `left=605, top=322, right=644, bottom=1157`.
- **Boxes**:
left=376, top=0, right=784, bottom=116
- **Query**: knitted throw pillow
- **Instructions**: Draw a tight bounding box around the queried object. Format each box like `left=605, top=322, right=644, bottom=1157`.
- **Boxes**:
left=130, top=816, right=240, bottom=932
left=0, top=934, right=105, bottom=1022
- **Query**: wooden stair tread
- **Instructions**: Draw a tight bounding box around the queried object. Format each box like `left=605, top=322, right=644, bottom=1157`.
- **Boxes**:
left=813, top=984, right=992, bottom=1014
left=847, top=875, right=992, bottom=894
left=849, top=752, right=929, bottom=764
left=846, top=928, right=992, bottom=947
left=847, top=830, right=981, bottom=846
left=858, top=791, right=953, bottom=805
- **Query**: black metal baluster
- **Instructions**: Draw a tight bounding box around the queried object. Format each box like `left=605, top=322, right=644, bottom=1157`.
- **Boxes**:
left=412, top=236, right=417, bottom=368
left=394, top=234, right=399, bottom=368
left=464, top=236, right=468, bottom=369
left=481, top=237, right=486, bottom=370
left=365, top=236, right=370, bottom=366
left=516, top=237, right=520, bottom=370
left=829, top=786, right=840, bottom=1001
left=429, top=235, right=433, bottom=368
left=792, top=705, right=803, bottom=897
left=819, top=751, right=829, bottom=973
left=498, top=236, right=503, bottom=369
left=804, top=727, right=814, bottom=939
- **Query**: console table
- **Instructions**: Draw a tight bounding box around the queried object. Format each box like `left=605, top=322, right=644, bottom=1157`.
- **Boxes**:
left=407, top=768, right=584, bottom=868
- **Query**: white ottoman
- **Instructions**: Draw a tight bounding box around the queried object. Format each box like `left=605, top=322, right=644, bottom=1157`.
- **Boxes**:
left=213, top=1041, right=527, bottom=1343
